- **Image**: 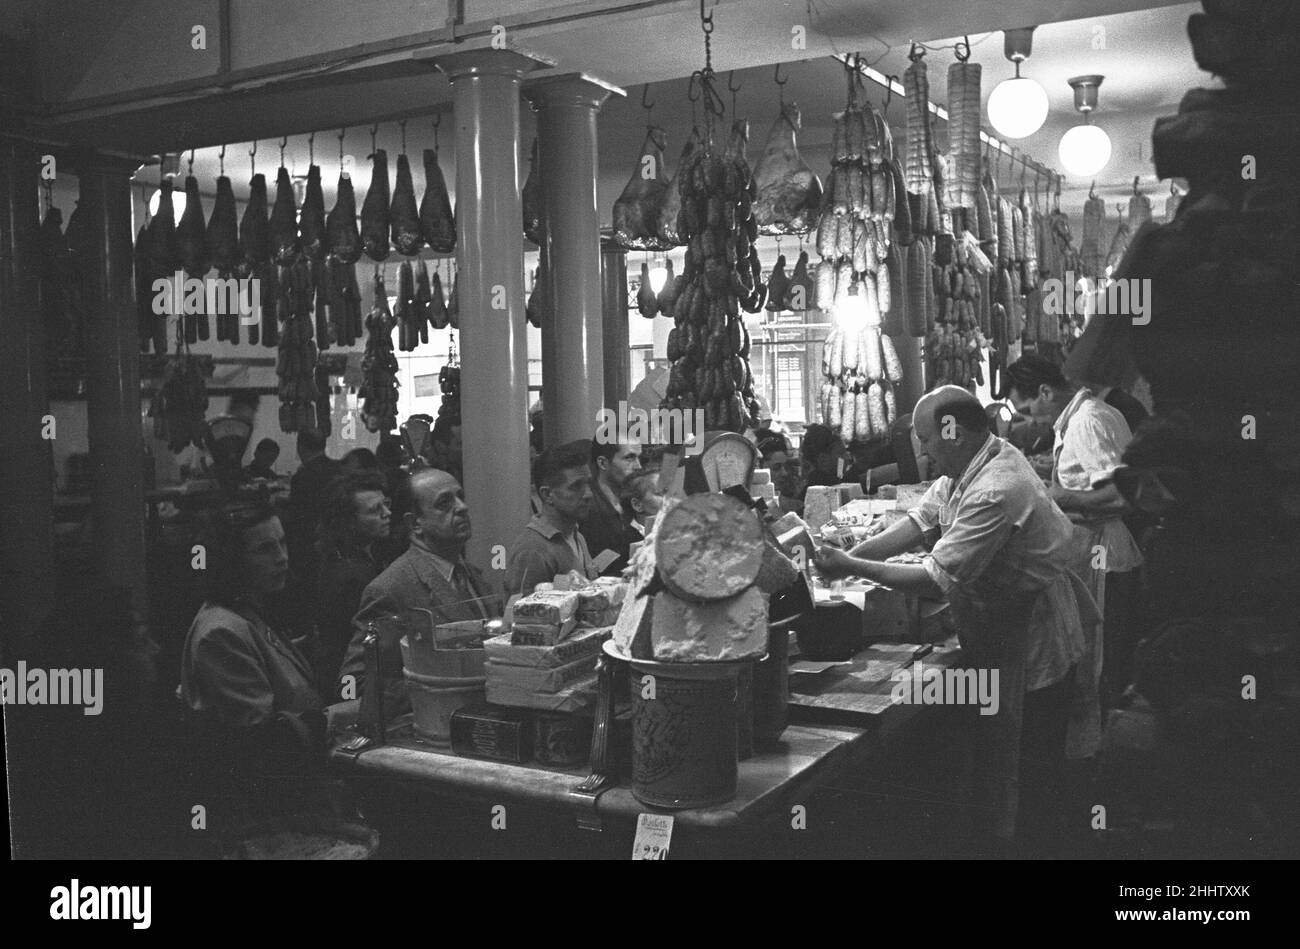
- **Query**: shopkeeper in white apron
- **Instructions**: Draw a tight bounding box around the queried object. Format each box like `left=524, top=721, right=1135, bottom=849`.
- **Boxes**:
left=815, top=386, right=1099, bottom=852
left=1001, top=356, right=1143, bottom=761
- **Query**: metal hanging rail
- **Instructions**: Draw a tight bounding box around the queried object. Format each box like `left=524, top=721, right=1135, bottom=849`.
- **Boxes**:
left=831, top=52, right=1060, bottom=190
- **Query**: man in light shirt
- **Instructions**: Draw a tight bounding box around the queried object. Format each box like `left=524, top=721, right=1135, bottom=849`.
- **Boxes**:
left=815, top=385, right=1097, bottom=854
left=505, top=440, right=599, bottom=598
left=1002, top=355, right=1144, bottom=760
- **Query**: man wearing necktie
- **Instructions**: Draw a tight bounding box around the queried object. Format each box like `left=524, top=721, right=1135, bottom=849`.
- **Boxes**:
left=339, top=469, right=500, bottom=714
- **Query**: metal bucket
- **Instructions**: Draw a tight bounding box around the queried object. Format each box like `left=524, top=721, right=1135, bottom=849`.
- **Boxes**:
left=626, top=654, right=745, bottom=809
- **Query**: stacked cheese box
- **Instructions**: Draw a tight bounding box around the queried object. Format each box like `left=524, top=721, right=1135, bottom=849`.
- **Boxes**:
left=484, top=577, right=626, bottom=713
left=750, top=467, right=777, bottom=506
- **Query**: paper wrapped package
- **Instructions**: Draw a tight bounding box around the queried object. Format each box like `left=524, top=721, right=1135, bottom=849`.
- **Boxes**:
left=512, top=590, right=579, bottom=626
left=485, top=626, right=610, bottom=669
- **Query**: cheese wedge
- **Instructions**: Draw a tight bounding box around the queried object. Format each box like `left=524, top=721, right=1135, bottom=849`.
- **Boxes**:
left=651, top=587, right=769, bottom=662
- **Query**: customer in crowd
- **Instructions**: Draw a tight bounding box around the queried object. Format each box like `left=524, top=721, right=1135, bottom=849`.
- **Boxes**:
left=756, top=430, right=804, bottom=515
left=505, top=440, right=597, bottom=597
left=800, top=423, right=850, bottom=488
left=341, top=447, right=379, bottom=473
left=339, top=469, right=498, bottom=713
left=580, top=439, right=643, bottom=576
left=620, top=468, right=664, bottom=536
left=1002, top=355, right=1144, bottom=755
left=286, top=429, right=342, bottom=612
left=314, top=471, right=393, bottom=698
left=424, top=413, right=463, bottom=483
left=7, top=579, right=169, bottom=858
left=243, top=438, right=281, bottom=482
left=814, top=386, right=1098, bottom=856
left=180, top=503, right=341, bottom=841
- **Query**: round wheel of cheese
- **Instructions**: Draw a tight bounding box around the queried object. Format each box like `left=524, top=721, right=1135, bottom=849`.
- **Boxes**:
left=655, top=492, right=764, bottom=602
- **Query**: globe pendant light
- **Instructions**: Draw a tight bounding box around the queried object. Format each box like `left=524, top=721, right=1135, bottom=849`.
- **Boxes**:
left=987, top=27, right=1050, bottom=140
left=1059, top=75, right=1112, bottom=178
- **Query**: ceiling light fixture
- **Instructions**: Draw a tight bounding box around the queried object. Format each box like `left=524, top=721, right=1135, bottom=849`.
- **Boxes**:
left=1058, top=74, right=1112, bottom=178
left=148, top=188, right=185, bottom=219
left=648, top=259, right=669, bottom=294
left=987, top=27, right=1050, bottom=139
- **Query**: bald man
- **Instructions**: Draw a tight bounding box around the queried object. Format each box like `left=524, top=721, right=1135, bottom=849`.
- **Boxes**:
left=816, top=385, right=1097, bottom=854
left=338, top=469, right=500, bottom=714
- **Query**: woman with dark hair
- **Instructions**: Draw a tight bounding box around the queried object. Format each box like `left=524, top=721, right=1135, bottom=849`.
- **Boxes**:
left=341, top=447, right=379, bottom=473
left=180, top=502, right=336, bottom=841
left=314, top=471, right=392, bottom=695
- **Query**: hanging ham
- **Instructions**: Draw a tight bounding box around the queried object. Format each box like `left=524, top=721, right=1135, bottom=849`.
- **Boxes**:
left=419, top=148, right=456, bottom=253
left=326, top=171, right=361, bottom=265
left=391, top=152, right=423, bottom=256
left=208, top=173, right=241, bottom=341
left=300, top=164, right=327, bottom=261
left=612, top=126, right=671, bottom=251
left=239, top=174, right=270, bottom=276
left=176, top=174, right=210, bottom=341
left=657, top=130, right=698, bottom=247
left=752, top=102, right=823, bottom=236
left=429, top=268, right=449, bottom=330
left=270, top=165, right=300, bottom=266
left=360, top=149, right=391, bottom=261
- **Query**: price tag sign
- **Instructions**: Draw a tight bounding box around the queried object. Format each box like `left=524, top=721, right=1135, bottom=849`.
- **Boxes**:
left=631, top=813, right=673, bottom=860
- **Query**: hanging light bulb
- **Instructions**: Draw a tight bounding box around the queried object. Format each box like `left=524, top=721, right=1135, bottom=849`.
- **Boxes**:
left=1058, top=75, right=1112, bottom=178
left=987, top=27, right=1050, bottom=140
left=834, top=280, right=870, bottom=332
left=648, top=258, right=669, bottom=294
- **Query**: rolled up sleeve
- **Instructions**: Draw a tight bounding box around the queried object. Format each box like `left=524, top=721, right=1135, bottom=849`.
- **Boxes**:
left=926, top=489, right=1013, bottom=591
left=907, top=478, right=948, bottom=533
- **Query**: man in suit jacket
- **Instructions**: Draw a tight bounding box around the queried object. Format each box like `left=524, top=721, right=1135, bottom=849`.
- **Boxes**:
left=338, top=469, right=499, bottom=714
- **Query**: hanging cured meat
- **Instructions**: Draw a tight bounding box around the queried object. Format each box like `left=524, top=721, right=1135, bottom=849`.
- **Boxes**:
left=359, top=271, right=400, bottom=433
left=135, top=223, right=164, bottom=353
left=419, top=148, right=456, bottom=253
left=208, top=173, right=241, bottom=342
left=391, top=152, right=423, bottom=256
left=523, top=138, right=542, bottom=246
left=752, top=101, right=822, bottom=236
left=786, top=249, right=813, bottom=311
left=360, top=149, right=391, bottom=261
left=275, top=258, right=320, bottom=434
left=527, top=263, right=549, bottom=328
left=765, top=254, right=789, bottom=311
left=612, top=126, right=671, bottom=251
left=446, top=275, right=459, bottom=328
left=658, top=123, right=763, bottom=432
left=429, top=267, right=449, bottom=330
left=270, top=165, right=300, bottom=266
left=326, top=171, right=361, bottom=265
left=239, top=173, right=271, bottom=276
left=1081, top=189, right=1106, bottom=281
left=655, top=258, right=679, bottom=316
left=657, top=130, right=698, bottom=247
left=636, top=261, right=658, bottom=319
left=414, top=260, right=433, bottom=343
left=300, top=164, right=327, bottom=262
left=395, top=260, right=416, bottom=352
left=945, top=61, right=982, bottom=211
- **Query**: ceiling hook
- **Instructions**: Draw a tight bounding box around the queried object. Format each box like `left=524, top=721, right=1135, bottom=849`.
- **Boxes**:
left=1089, top=180, right=1096, bottom=199
left=698, top=0, right=713, bottom=30
left=641, top=83, right=655, bottom=112
left=188, top=148, right=195, bottom=176
left=279, top=136, right=287, bottom=166
left=249, top=139, right=257, bottom=175
left=1132, top=175, right=1141, bottom=196
left=908, top=41, right=925, bottom=63
left=218, top=144, right=226, bottom=176
left=399, top=118, right=407, bottom=154
left=369, top=124, right=378, bottom=155
left=338, top=127, right=346, bottom=163
left=883, top=73, right=898, bottom=116
left=955, top=35, right=971, bottom=63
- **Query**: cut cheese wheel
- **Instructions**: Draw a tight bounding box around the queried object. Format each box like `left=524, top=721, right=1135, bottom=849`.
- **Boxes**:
left=650, top=587, right=769, bottom=662
left=655, top=492, right=764, bottom=602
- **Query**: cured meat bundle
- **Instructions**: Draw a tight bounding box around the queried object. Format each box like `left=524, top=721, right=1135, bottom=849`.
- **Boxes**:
left=176, top=174, right=211, bottom=342
left=612, top=126, right=672, bottom=251
left=208, top=172, right=241, bottom=342
left=359, top=270, right=400, bottom=433
left=923, top=235, right=990, bottom=392
left=299, top=164, right=327, bottom=262
left=657, top=130, right=699, bottom=247
left=360, top=149, right=391, bottom=261
left=270, top=165, right=300, bottom=266
left=1081, top=189, right=1106, bottom=281
left=239, top=172, right=277, bottom=347
left=945, top=61, right=982, bottom=210
left=657, top=131, right=763, bottom=431
left=419, top=148, right=455, bottom=252
left=391, top=152, right=424, bottom=256
left=326, top=171, right=361, bottom=265
left=275, top=257, right=321, bottom=433
left=752, top=101, right=823, bottom=236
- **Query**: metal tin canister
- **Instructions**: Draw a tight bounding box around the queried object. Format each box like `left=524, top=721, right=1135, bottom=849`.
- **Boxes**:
left=626, top=656, right=742, bottom=809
